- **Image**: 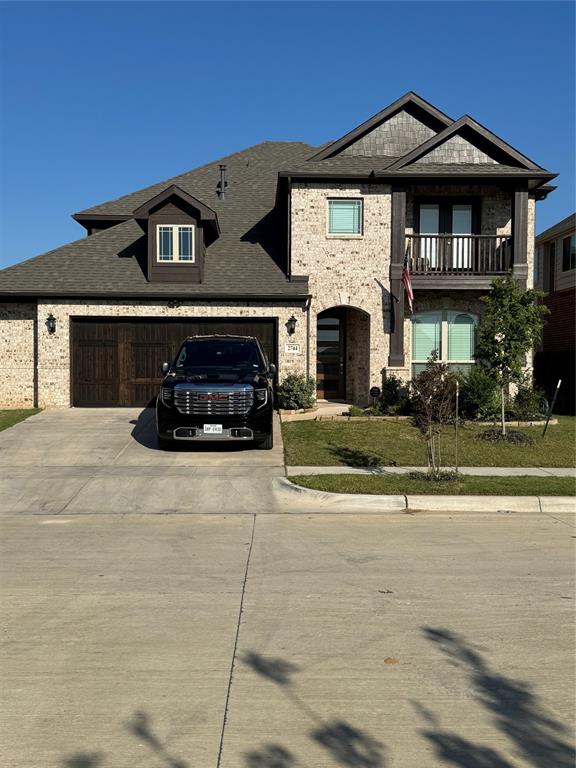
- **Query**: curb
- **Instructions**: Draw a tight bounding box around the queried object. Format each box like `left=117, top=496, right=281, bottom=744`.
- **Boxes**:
left=276, top=478, right=576, bottom=514
left=406, top=495, right=541, bottom=514
left=275, top=478, right=406, bottom=512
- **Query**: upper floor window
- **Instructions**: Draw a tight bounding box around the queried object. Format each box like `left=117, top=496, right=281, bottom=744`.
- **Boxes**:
left=412, top=310, right=478, bottom=378
left=327, top=199, right=363, bottom=235
left=562, top=234, right=575, bottom=272
left=157, top=224, right=195, bottom=263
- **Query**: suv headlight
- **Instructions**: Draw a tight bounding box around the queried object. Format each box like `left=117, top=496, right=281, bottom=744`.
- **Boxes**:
left=254, top=388, right=268, bottom=408
left=160, top=387, right=173, bottom=405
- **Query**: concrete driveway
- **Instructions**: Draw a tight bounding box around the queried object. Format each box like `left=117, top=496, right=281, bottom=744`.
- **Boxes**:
left=0, top=408, right=286, bottom=515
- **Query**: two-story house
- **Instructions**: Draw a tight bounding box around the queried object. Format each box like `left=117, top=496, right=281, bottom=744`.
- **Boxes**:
left=0, top=92, right=556, bottom=408
left=534, top=213, right=575, bottom=414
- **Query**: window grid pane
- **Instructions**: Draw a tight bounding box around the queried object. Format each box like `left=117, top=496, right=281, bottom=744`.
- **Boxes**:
left=328, top=200, right=362, bottom=234
left=158, top=227, right=173, bottom=261
left=178, top=226, right=194, bottom=261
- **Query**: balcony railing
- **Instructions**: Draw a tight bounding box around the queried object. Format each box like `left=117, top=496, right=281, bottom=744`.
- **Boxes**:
left=406, top=235, right=513, bottom=275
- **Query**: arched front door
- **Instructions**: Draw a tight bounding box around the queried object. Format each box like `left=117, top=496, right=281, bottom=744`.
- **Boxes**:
left=316, top=308, right=346, bottom=400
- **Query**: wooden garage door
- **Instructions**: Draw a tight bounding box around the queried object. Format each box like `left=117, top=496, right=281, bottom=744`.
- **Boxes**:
left=72, top=318, right=277, bottom=407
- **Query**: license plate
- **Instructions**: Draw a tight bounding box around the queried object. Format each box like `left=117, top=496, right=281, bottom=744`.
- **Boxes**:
left=203, top=424, right=223, bottom=434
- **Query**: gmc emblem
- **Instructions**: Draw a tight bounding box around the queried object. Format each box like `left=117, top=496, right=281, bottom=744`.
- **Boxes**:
left=198, top=393, right=229, bottom=401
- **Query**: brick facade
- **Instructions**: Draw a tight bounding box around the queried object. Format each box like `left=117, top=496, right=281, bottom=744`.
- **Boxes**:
left=290, top=182, right=392, bottom=404
left=0, top=302, right=36, bottom=408
left=6, top=301, right=306, bottom=408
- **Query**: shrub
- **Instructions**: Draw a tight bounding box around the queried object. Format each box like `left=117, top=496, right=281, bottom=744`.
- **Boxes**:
left=376, top=374, right=412, bottom=415
left=477, top=428, right=533, bottom=445
left=277, top=374, right=316, bottom=410
left=511, top=384, right=547, bottom=421
left=459, top=366, right=500, bottom=421
left=347, top=405, right=365, bottom=417
left=411, top=354, right=458, bottom=478
left=408, top=470, right=460, bottom=483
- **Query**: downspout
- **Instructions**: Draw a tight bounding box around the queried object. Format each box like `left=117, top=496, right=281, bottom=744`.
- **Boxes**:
left=33, top=300, right=39, bottom=408
left=287, top=176, right=292, bottom=278
left=306, top=295, right=311, bottom=380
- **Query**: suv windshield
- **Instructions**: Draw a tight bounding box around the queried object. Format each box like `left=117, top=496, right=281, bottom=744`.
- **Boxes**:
left=174, top=338, right=265, bottom=371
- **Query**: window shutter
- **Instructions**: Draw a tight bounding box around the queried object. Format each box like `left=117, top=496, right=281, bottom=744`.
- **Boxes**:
left=329, top=200, right=362, bottom=234
left=448, top=312, right=475, bottom=361
left=412, top=313, right=441, bottom=361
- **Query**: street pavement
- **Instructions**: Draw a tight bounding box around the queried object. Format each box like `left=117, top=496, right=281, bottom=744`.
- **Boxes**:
left=0, top=409, right=574, bottom=767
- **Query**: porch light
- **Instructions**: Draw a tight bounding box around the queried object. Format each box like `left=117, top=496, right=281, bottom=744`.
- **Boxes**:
left=45, top=314, right=56, bottom=335
left=286, top=315, right=297, bottom=336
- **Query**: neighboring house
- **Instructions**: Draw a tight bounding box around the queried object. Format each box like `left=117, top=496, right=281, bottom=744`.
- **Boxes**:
left=534, top=213, right=575, bottom=414
left=0, top=92, right=557, bottom=408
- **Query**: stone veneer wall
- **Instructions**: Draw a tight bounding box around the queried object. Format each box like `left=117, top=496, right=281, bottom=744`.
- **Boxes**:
left=291, top=182, right=392, bottom=404
left=33, top=300, right=307, bottom=408
left=0, top=302, right=36, bottom=407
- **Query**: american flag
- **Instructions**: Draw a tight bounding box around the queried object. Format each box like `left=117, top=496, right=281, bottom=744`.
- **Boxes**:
left=402, top=255, right=414, bottom=313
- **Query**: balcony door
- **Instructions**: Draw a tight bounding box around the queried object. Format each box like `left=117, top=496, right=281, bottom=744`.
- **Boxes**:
left=452, top=204, right=473, bottom=268
left=417, top=200, right=477, bottom=270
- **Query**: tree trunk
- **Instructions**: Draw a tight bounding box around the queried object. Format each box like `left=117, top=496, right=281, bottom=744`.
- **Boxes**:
left=501, top=385, right=506, bottom=437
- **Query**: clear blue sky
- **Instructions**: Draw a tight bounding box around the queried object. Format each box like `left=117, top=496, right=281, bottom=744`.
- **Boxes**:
left=0, top=1, right=574, bottom=269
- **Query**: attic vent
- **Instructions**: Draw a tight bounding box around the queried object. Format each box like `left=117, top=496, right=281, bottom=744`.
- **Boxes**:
left=217, top=164, right=228, bottom=199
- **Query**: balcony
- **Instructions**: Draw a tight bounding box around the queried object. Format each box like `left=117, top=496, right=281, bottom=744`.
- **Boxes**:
left=405, top=234, right=513, bottom=289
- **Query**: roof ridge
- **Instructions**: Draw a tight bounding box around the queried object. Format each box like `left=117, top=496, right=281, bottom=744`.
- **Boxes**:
left=74, top=141, right=313, bottom=218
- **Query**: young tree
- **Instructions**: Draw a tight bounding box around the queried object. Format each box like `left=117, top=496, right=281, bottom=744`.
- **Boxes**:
left=411, top=353, right=457, bottom=478
left=476, top=275, right=549, bottom=436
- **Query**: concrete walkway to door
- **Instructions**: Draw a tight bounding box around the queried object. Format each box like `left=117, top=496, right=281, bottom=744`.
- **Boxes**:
left=0, top=408, right=286, bottom=516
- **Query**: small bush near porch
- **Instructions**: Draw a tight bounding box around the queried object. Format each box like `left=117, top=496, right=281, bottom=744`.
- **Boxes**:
left=0, top=409, right=40, bottom=433
left=281, top=416, right=576, bottom=468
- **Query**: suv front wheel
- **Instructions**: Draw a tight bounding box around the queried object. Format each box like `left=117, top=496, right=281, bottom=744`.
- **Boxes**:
left=256, top=431, right=273, bottom=450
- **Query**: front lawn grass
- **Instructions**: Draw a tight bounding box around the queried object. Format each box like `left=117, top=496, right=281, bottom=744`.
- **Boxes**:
left=289, top=474, right=576, bottom=496
left=282, top=416, right=576, bottom=468
left=0, top=409, right=40, bottom=433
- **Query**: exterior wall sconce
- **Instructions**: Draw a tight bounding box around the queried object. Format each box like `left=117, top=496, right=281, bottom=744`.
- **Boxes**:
left=45, top=314, right=56, bottom=335
left=286, top=315, right=297, bottom=336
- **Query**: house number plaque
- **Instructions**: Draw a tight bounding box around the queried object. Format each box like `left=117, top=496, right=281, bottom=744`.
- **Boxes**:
left=285, top=343, right=301, bottom=354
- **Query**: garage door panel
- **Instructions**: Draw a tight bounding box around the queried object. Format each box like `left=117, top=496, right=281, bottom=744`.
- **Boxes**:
left=72, top=318, right=277, bottom=407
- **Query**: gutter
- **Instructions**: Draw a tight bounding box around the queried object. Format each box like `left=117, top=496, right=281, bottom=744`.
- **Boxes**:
left=0, top=291, right=312, bottom=302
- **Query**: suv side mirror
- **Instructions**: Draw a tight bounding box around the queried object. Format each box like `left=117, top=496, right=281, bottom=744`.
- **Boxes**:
left=161, top=362, right=170, bottom=374
left=268, top=363, right=277, bottom=377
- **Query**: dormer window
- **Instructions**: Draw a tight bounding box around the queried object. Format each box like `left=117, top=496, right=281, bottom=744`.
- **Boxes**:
left=157, top=225, right=195, bottom=263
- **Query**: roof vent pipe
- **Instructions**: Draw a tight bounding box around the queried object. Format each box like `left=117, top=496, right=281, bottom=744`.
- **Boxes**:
left=217, top=164, right=228, bottom=200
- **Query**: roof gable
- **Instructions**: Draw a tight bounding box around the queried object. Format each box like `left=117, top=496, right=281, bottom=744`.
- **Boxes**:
left=307, top=92, right=453, bottom=161
left=132, top=184, right=219, bottom=224
left=388, top=115, right=543, bottom=171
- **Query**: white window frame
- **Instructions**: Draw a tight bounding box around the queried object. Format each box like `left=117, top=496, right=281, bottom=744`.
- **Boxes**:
left=411, top=310, right=478, bottom=377
left=156, top=224, right=195, bottom=263
left=326, top=198, right=364, bottom=238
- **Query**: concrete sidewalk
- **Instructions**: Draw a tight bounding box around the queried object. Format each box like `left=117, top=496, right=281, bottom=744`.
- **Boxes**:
left=288, top=465, right=576, bottom=477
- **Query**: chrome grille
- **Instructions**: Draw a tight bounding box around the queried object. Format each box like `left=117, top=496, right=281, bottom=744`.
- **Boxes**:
left=174, top=387, right=254, bottom=416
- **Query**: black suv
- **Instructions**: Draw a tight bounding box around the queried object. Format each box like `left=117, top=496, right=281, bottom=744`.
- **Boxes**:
left=156, top=335, right=275, bottom=450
